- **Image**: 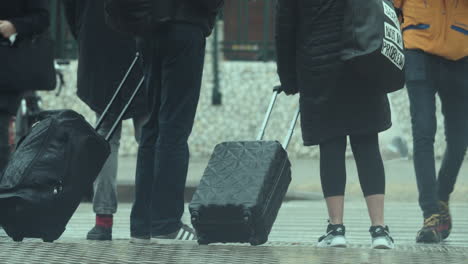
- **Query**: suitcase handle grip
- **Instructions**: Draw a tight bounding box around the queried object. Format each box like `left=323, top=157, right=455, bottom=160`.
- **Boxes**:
left=256, top=90, right=278, bottom=141
left=257, top=87, right=300, bottom=150
left=283, top=108, right=300, bottom=150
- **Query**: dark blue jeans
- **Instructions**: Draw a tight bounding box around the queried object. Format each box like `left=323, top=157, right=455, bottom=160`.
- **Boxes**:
left=405, top=50, right=468, bottom=218
left=130, top=23, right=206, bottom=237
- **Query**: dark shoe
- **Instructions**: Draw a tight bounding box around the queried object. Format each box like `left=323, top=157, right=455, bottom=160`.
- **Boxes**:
left=416, top=214, right=442, bottom=243
left=370, top=225, right=394, bottom=249
left=317, top=223, right=347, bottom=248
left=152, top=224, right=197, bottom=244
left=438, top=201, right=452, bottom=240
left=86, top=225, right=112, bottom=241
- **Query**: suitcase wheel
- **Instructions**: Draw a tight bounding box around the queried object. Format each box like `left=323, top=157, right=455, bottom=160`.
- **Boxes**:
left=249, top=238, right=261, bottom=246
left=12, top=237, right=24, bottom=242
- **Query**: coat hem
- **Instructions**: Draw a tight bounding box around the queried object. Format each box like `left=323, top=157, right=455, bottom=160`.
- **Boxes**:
left=302, top=122, right=392, bottom=146
left=77, top=92, right=147, bottom=120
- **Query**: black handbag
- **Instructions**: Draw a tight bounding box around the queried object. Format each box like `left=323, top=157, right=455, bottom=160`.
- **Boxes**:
left=342, top=0, right=405, bottom=94
left=0, top=35, right=56, bottom=92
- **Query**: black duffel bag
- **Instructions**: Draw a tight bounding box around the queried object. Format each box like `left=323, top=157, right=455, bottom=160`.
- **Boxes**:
left=0, top=53, right=144, bottom=243
left=0, top=35, right=56, bottom=92
left=104, top=0, right=178, bottom=36
left=342, top=0, right=405, bottom=94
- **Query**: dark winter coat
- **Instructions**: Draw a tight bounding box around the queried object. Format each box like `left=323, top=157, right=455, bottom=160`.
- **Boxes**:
left=0, top=0, right=49, bottom=114
left=174, top=0, right=224, bottom=37
left=275, top=0, right=391, bottom=146
left=63, top=0, right=147, bottom=119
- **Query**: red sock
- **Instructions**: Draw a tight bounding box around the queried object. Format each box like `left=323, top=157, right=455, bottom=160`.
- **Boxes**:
left=96, top=214, right=113, bottom=228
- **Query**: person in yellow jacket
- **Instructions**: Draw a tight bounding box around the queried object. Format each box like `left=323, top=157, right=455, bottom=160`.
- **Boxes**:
left=394, top=0, right=468, bottom=243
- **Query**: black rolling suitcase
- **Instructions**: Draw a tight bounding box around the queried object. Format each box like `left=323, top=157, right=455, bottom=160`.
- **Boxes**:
left=189, top=89, right=300, bottom=246
left=0, top=53, right=144, bottom=242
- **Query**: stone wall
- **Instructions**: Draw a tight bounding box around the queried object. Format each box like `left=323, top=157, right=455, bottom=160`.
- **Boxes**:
left=39, top=35, right=448, bottom=159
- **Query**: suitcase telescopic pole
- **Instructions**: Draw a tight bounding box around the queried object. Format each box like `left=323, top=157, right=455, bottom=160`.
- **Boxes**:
left=257, top=86, right=300, bottom=149
left=95, top=52, right=141, bottom=132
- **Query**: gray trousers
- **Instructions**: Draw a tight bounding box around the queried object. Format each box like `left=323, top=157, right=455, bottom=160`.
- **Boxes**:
left=93, top=114, right=146, bottom=215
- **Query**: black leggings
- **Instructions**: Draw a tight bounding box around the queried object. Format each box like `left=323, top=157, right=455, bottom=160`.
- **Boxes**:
left=320, top=134, right=385, bottom=197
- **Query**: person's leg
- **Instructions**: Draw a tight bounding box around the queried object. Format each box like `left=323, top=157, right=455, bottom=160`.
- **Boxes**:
left=0, top=92, right=22, bottom=171
left=93, top=115, right=121, bottom=215
left=317, top=136, right=347, bottom=247
left=437, top=57, right=468, bottom=202
left=132, top=114, right=148, bottom=144
left=405, top=50, right=442, bottom=243
left=349, top=133, right=385, bottom=226
left=320, top=136, right=347, bottom=225
left=130, top=113, right=159, bottom=240
left=130, top=36, right=160, bottom=240
left=405, top=50, right=440, bottom=219
left=436, top=57, right=468, bottom=239
left=0, top=111, right=10, bottom=173
left=350, top=133, right=393, bottom=249
left=87, top=114, right=122, bottom=240
left=149, top=24, right=206, bottom=237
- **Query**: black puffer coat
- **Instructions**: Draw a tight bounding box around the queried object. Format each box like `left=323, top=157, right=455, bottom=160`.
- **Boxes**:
left=174, top=0, right=224, bottom=37
left=63, top=0, right=147, bottom=119
left=0, top=0, right=49, bottom=115
left=275, top=0, right=391, bottom=146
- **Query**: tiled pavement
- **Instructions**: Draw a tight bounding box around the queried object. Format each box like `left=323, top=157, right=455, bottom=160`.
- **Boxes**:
left=0, top=201, right=467, bottom=263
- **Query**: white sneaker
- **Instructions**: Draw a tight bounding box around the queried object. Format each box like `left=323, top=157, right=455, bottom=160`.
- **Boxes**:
left=370, top=226, right=394, bottom=249
left=130, top=236, right=151, bottom=245
left=317, top=224, right=347, bottom=248
left=152, top=224, right=197, bottom=244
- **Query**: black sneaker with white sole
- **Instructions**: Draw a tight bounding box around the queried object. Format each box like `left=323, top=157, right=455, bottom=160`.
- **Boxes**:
left=370, top=225, right=394, bottom=249
left=152, top=224, right=197, bottom=243
left=317, top=223, right=347, bottom=248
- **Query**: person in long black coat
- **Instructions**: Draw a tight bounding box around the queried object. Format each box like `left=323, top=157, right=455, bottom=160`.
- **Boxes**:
left=276, top=0, right=394, bottom=249
left=63, top=0, right=148, bottom=241
left=0, top=0, right=49, bottom=172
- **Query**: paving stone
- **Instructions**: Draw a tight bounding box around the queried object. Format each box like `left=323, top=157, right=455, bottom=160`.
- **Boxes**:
left=1, top=201, right=466, bottom=263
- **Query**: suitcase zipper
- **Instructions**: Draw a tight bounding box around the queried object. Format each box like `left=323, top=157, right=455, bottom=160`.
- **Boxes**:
left=22, top=119, right=57, bottom=186
left=261, top=154, right=288, bottom=217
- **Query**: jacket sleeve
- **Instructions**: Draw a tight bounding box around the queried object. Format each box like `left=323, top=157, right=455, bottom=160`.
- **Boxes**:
left=62, top=0, right=79, bottom=39
left=199, top=0, right=225, bottom=14
left=9, top=0, right=50, bottom=38
left=275, top=0, right=298, bottom=93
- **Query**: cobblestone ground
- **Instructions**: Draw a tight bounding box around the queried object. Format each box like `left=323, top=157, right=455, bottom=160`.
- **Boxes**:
left=0, top=201, right=467, bottom=263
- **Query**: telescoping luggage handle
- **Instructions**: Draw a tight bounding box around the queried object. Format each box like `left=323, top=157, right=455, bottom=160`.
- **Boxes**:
left=256, top=86, right=300, bottom=150
left=95, top=52, right=145, bottom=142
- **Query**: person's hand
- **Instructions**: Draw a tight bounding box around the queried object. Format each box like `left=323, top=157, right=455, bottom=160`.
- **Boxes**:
left=0, top=20, right=17, bottom=38
left=273, top=85, right=298, bottom=96
left=395, top=8, right=404, bottom=24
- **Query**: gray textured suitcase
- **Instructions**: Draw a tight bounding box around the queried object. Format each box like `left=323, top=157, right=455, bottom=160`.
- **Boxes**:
left=189, top=89, right=300, bottom=245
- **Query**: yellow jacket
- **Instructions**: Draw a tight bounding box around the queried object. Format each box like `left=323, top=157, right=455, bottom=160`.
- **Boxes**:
left=394, top=0, right=468, bottom=60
